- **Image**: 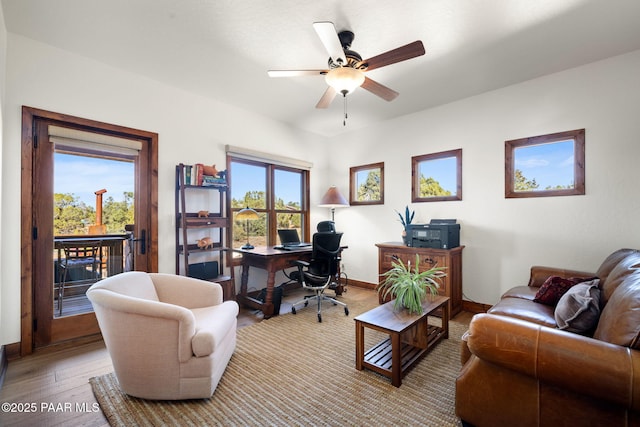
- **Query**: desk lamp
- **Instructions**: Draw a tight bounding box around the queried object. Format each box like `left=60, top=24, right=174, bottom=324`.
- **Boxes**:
left=236, top=207, right=259, bottom=249
left=318, top=186, right=349, bottom=222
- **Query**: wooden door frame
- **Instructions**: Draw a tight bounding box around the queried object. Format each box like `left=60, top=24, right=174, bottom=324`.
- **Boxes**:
left=20, top=106, right=158, bottom=356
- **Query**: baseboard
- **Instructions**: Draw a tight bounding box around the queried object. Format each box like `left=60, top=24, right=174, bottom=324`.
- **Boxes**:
left=462, top=300, right=491, bottom=314
left=344, top=278, right=376, bottom=290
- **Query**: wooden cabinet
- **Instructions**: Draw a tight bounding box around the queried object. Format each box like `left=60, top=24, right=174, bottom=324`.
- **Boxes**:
left=376, top=242, right=464, bottom=317
left=175, top=164, right=234, bottom=300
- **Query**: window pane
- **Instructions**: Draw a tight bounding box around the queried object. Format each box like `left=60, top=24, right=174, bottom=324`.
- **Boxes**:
left=230, top=162, right=266, bottom=209
left=276, top=213, right=302, bottom=243
left=418, top=157, right=456, bottom=197
left=275, top=169, right=302, bottom=210
left=513, top=140, right=575, bottom=192
left=54, top=152, right=134, bottom=235
left=233, top=211, right=267, bottom=249
left=229, top=156, right=309, bottom=247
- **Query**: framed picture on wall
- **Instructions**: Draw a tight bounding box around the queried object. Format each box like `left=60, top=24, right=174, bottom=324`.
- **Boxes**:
left=411, top=149, right=462, bottom=202
left=349, top=162, right=384, bottom=205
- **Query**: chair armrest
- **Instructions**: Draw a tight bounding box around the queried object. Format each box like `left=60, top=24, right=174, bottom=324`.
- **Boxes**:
left=467, top=313, right=640, bottom=410
left=149, top=273, right=223, bottom=308
left=293, top=260, right=310, bottom=268
left=527, top=266, right=596, bottom=288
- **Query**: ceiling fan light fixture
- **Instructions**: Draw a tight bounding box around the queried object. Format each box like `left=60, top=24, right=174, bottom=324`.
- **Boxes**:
left=325, top=67, right=365, bottom=95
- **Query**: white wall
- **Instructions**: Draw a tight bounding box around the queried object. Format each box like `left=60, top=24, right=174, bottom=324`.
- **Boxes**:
left=0, top=34, right=328, bottom=344
left=329, top=49, right=640, bottom=304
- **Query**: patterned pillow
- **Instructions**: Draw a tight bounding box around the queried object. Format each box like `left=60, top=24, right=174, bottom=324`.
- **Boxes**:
left=554, top=279, right=601, bottom=334
left=534, top=276, right=595, bottom=306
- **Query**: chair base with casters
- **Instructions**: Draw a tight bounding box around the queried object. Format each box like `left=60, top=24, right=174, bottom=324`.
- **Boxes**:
left=290, top=285, right=349, bottom=323
left=289, top=261, right=349, bottom=323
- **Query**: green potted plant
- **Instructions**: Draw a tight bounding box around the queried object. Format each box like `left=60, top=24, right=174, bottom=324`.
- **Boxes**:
left=377, top=254, right=446, bottom=315
left=396, top=206, right=415, bottom=245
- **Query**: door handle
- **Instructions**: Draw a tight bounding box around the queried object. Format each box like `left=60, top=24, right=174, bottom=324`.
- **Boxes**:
left=131, top=229, right=146, bottom=255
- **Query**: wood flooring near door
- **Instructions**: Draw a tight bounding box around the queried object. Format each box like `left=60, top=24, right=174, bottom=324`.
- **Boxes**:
left=0, top=287, right=471, bottom=426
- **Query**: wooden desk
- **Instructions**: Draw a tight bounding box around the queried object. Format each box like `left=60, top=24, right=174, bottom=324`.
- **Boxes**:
left=355, top=295, right=449, bottom=387
left=235, top=245, right=346, bottom=318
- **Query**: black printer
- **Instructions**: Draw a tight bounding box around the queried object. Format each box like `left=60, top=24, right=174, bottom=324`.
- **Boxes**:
left=407, top=219, right=460, bottom=249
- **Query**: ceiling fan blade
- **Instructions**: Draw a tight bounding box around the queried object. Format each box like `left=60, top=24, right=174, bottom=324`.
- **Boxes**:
left=364, top=40, right=425, bottom=72
left=268, top=70, right=327, bottom=78
left=361, top=77, right=399, bottom=102
left=315, top=86, right=337, bottom=109
left=313, top=22, right=347, bottom=66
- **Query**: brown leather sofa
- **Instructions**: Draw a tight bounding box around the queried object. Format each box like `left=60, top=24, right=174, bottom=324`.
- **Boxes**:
left=456, top=248, right=640, bottom=427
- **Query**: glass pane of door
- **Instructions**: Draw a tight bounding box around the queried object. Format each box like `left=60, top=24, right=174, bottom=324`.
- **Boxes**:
left=53, top=152, right=135, bottom=318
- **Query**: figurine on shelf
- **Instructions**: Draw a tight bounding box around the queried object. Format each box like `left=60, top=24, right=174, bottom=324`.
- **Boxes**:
left=201, top=164, right=219, bottom=177
left=196, top=237, right=213, bottom=250
left=197, top=210, right=209, bottom=218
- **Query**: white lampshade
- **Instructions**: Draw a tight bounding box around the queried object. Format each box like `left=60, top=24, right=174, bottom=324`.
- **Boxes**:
left=325, top=67, right=365, bottom=94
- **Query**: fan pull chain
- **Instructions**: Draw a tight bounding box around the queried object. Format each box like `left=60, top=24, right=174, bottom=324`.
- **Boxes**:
left=343, top=92, right=348, bottom=126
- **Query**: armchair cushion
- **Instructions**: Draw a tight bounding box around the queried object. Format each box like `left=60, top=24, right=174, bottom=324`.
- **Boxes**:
left=554, top=279, right=601, bottom=334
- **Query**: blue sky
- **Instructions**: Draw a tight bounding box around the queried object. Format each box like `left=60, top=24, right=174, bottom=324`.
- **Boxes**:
left=514, top=140, right=575, bottom=188
left=419, top=156, right=457, bottom=192
left=230, top=162, right=301, bottom=205
left=54, top=153, right=134, bottom=206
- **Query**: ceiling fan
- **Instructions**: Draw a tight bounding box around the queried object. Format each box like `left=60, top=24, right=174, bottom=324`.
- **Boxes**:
left=268, top=22, right=426, bottom=110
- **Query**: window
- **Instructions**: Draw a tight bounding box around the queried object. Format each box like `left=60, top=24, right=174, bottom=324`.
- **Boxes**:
left=228, top=157, right=309, bottom=251
left=349, top=162, right=384, bottom=205
left=505, top=129, right=585, bottom=198
left=411, top=149, right=462, bottom=202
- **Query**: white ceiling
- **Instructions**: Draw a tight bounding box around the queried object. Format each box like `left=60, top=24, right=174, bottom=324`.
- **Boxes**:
left=3, top=0, right=640, bottom=137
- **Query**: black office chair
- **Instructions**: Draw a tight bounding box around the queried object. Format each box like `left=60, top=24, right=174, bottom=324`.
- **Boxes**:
left=290, top=231, right=348, bottom=322
left=279, top=221, right=337, bottom=292
left=316, top=220, right=336, bottom=232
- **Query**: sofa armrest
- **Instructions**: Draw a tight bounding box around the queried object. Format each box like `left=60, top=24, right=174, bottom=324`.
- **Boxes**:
left=527, top=266, right=596, bottom=288
left=150, top=273, right=223, bottom=308
left=467, top=313, right=640, bottom=410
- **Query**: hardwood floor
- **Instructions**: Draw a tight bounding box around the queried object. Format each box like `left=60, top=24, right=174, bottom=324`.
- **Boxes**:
left=0, top=286, right=471, bottom=426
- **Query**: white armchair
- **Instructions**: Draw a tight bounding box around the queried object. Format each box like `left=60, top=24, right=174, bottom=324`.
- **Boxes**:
left=87, top=271, right=239, bottom=400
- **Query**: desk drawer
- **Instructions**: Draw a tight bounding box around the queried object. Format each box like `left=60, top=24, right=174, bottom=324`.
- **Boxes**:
left=380, top=252, right=445, bottom=271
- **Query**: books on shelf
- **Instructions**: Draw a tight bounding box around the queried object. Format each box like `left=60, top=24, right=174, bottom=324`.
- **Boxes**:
left=202, top=175, right=226, bottom=186
left=181, top=163, right=227, bottom=186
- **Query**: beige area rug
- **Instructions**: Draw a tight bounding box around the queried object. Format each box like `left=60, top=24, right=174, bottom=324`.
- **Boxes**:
left=90, top=295, right=465, bottom=426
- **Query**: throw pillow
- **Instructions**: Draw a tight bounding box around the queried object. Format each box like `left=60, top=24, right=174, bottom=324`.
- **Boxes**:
left=534, top=276, right=596, bottom=306
left=554, top=279, right=601, bottom=334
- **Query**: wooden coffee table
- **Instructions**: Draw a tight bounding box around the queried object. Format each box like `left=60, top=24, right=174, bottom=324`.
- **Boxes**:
left=354, top=295, right=450, bottom=387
